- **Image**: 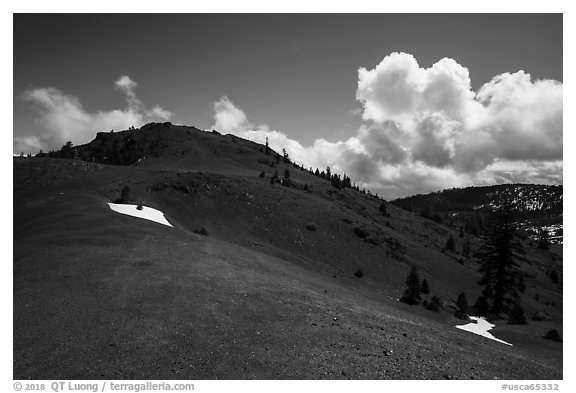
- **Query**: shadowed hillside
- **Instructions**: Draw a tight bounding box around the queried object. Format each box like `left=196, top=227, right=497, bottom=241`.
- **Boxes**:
left=14, top=123, right=562, bottom=379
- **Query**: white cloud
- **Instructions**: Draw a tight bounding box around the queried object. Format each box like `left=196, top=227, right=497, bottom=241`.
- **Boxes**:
left=17, top=76, right=172, bottom=153
left=356, top=53, right=562, bottom=172
left=217, top=52, right=562, bottom=198
left=211, top=96, right=252, bottom=133
left=13, top=135, right=46, bottom=154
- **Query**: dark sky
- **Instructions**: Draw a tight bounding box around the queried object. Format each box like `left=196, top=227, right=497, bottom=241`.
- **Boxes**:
left=14, top=14, right=562, bottom=145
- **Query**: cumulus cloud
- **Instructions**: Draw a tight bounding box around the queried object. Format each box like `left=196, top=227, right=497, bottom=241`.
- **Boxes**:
left=13, top=135, right=45, bottom=154
left=356, top=52, right=562, bottom=172
left=211, top=96, right=253, bottom=134
left=17, top=76, right=172, bottom=152
left=219, top=52, right=562, bottom=198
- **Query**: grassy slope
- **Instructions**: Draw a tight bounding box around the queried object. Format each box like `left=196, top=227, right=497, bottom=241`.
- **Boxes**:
left=13, top=130, right=563, bottom=380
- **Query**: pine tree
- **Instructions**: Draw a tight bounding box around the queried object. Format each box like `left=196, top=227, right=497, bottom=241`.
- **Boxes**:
left=445, top=234, right=456, bottom=251
left=473, top=296, right=490, bottom=317
left=455, top=291, right=469, bottom=319
left=420, top=279, right=430, bottom=295
left=507, top=303, right=527, bottom=325
left=537, top=228, right=550, bottom=250
left=399, top=265, right=422, bottom=305
left=59, top=141, right=75, bottom=159
left=284, top=168, right=291, bottom=179
left=270, top=170, right=279, bottom=184
left=118, top=186, right=131, bottom=204
left=477, top=198, right=525, bottom=316
left=379, top=202, right=388, bottom=215
left=462, top=238, right=471, bottom=258
left=282, top=148, right=290, bottom=163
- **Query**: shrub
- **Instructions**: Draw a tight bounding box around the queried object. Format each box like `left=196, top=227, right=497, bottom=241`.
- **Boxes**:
left=424, top=296, right=443, bottom=312
left=305, top=223, right=317, bottom=231
left=136, top=203, right=143, bottom=211
left=343, top=218, right=353, bottom=224
left=193, top=227, right=209, bottom=236
left=543, top=329, right=562, bottom=342
left=507, top=303, right=528, bottom=325
left=353, top=226, right=369, bottom=239
left=259, top=171, right=265, bottom=178
left=354, top=269, right=363, bottom=278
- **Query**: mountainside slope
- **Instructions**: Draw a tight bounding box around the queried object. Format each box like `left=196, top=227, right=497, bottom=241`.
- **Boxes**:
left=13, top=123, right=563, bottom=379
left=392, top=184, right=563, bottom=244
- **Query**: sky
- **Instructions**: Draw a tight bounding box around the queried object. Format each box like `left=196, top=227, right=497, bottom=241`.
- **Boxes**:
left=13, top=13, right=563, bottom=199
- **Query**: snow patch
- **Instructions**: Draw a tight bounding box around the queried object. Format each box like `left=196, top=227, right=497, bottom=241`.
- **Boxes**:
left=455, top=316, right=512, bottom=346
left=108, top=203, right=173, bottom=227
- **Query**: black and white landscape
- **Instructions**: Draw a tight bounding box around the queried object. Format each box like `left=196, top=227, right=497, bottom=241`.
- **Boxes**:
left=13, top=14, right=562, bottom=380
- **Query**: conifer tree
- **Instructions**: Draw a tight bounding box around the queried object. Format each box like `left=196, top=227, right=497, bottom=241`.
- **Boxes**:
left=270, top=170, right=279, bottom=184
left=59, top=141, right=75, bottom=159
left=538, top=228, right=550, bottom=250
left=445, top=234, right=456, bottom=251
left=379, top=202, right=388, bottom=215
left=420, top=279, right=430, bottom=295
left=455, top=291, right=469, bottom=319
left=400, top=265, right=422, bottom=305
left=462, top=238, right=471, bottom=258
left=477, top=198, right=525, bottom=315
left=119, top=186, right=131, bottom=204
left=507, top=302, right=527, bottom=325
left=473, top=296, right=490, bottom=317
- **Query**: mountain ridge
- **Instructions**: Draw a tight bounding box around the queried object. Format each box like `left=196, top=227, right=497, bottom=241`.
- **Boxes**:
left=13, top=122, right=563, bottom=379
